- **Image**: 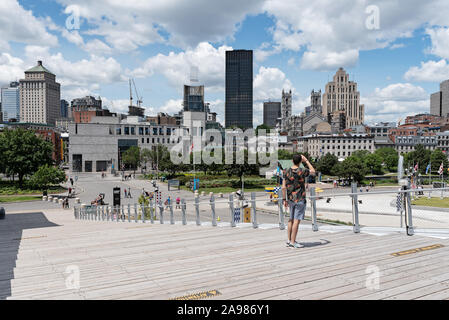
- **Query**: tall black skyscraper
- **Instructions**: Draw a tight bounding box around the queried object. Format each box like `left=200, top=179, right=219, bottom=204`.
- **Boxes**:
left=225, top=50, right=253, bottom=129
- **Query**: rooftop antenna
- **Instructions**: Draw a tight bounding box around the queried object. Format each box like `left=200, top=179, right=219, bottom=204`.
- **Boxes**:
left=190, top=65, right=199, bottom=83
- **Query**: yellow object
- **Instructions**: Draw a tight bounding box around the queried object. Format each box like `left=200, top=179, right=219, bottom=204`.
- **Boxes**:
left=217, top=216, right=220, bottom=221
left=315, top=187, right=324, bottom=193
left=243, top=207, right=251, bottom=223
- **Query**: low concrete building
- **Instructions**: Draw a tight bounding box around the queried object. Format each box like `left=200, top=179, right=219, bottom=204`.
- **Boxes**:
left=395, top=134, right=437, bottom=153
left=436, top=131, right=449, bottom=156
left=69, top=118, right=181, bottom=173
left=299, top=133, right=375, bottom=160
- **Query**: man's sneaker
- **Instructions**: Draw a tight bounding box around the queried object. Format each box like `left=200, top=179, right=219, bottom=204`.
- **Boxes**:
left=293, top=242, right=304, bottom=248
left=286, top=241, right=293, bottom=247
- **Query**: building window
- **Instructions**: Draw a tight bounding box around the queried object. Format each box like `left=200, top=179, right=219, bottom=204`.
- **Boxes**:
left=124, top=127, right=129, bottom=135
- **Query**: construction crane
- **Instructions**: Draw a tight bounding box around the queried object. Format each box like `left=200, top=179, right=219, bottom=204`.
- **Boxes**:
left=129, top=78, right=143, bottom=108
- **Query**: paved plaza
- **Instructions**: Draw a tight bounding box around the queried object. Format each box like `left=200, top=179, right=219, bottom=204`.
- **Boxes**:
left=2, top=173, right=449, bottom=300
left=1, top=206, right=449, bottom=300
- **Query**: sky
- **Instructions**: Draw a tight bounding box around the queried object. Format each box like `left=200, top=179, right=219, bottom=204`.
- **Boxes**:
left=1, top=0, right=449, bottom=126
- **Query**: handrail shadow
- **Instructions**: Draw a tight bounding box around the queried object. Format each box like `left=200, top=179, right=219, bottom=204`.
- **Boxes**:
left=0, top=212, right=60, bottom=300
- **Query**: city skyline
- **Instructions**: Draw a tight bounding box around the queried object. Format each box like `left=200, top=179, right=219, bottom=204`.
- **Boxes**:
left=2, top=1, right=449, bottom=126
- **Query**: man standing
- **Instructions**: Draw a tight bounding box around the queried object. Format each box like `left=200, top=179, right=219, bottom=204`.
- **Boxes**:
left=282, top=154, right=315, bottom=249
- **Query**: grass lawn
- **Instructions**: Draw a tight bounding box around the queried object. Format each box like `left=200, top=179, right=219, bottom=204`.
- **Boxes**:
left=411, top=197, right=449, bottom=208
left=180, top=185, right=273, bottom=194
left=0, top=195, right=42, bottom=203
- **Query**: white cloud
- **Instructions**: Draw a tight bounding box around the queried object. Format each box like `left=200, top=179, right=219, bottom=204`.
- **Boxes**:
left=362, top=83, right=429, bottom=124
left=426, top=27, right=449, bottom=60
left=158, top=99, right=182, bottom=114
left=260, top=0, right=449, bottom=70
left=0, top=53, right=24, bottom=85
left=131, top=42, right=231, bottom=92
left=0, top=0, right=58, bottom=51
left=56, top=0, right=264, bottom=51
left=24, top=46, right=125, bottom=87
left=254, top=66, right=292, bottom=101
left=301, top=49, right=359, bottom=71
left=404, top=59, right=449, bottom=82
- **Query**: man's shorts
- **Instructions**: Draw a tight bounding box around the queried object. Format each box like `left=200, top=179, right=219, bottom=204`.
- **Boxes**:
left=288, top=200, right=306, bottom=221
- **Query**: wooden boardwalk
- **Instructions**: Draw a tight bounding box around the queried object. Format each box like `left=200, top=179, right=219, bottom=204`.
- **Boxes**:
left=1, top=208, right=449, bottom=300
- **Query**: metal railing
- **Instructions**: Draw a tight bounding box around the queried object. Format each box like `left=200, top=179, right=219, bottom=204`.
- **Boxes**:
left=74, top=186, right=449, bottom=236
left=308, top=184, right=449, bottom=235
left=74, top=192, right=286, bottom=229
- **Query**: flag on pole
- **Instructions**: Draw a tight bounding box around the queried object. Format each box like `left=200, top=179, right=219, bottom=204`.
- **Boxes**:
left=414, top=163, right=419, bottom=173
left=190, top=142, right=194, bottom=154
left=426, top=163, right=431, bottom=175
left=438, top=162, right=444, bottom=175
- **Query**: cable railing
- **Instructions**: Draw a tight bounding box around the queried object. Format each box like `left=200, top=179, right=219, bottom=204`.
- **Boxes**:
left=73, top=185, right=449, bottom=236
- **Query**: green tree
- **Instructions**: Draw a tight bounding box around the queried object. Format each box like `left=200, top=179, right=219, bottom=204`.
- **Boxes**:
left=29, top=164, right=66, bottom=190
left=375, top=147, right=399, bottom=172
left=278, top=149, right=293, bottom=160
left=316, top=153, right=338, bottom=175
left=122, top=146, right=141, bottom=171
left=0, top=128, right=53, bottom=186
left=255, top=124, right=272, bottom=134
left=430, top=149, right=449, bottom=172
left=404, top=144, right=431, bottom=174
left=140, top=148, right=152, bottom=173
left=365, top=153, right=383, bottom=175
left=339, top=156, right=368, bottom=183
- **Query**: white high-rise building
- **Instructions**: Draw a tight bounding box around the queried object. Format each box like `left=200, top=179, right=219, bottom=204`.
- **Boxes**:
left=322, top=68, right=364, bottom=129
left=20, top=61, right=61, bottom=125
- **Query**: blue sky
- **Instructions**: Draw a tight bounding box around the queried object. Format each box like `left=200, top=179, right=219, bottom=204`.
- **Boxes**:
left=2, top=0, right=449, bottom=125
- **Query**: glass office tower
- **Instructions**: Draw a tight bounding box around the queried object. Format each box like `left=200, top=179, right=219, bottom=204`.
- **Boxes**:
left=1, top=82, right=20, bottom=122
left=225, top=50, right=253, bottom=129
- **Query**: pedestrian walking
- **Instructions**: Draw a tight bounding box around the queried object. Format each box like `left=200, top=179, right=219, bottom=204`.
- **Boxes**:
left=176, top=197, right=181, bottom=209
left=282, top=154, right=316, bottom=249
left=70, top=178, right=74, bottom=186
left=124, top=189, right=127, bottom=198
left=165, top=196, right=171, bottom=210
left=128, top=187, right=132, bottom=198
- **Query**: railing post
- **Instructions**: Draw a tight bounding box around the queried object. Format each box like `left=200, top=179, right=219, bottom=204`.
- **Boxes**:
left=277, top=189, right=285, bottom=230
left=351, top=183, right=360, bottom=233
left=101, top=206, right=104, bottom=221
left=210, top=194, right=217, bottom=227
left=159, top=200, right=164, bottom=224
left=128, top=203, right=131, bottom=223
left=195, top=196, right=200, bottom=226
left=229, top=194, right=236, bottom=227
left=405, top=181, right=414, bottom=236
left=181, top=199, right=187, bottom=225
left=170, top=202, right=174, bottom=225
left=251, top=192, right=258, bottom=229
left=310, top=187, right=318, bottom=232
left=120, top=205, right=124, bottom=222
left=141, top=204, right=145, bottom=223
left=134, top=203, right=138, bottom=223
left=149, top=198, right=154, bottom=224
